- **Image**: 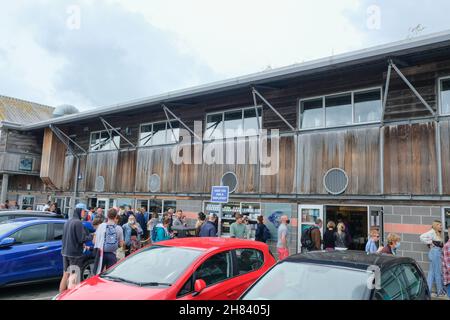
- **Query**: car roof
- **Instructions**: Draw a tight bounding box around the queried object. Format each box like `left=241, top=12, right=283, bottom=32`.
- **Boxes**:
left=0, top=210, right=61, bottom=217
left=156, top=237, right=269, bottom=253
left=284, top=251, right=416, bottom=271
left=5, top=218, right=66, bottom=225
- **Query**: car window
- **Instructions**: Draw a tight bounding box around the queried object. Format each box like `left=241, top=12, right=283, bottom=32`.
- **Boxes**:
left=194, top=251, right=233, bottom=287
left=374, top=266, right=408, bottom=300
left=0, top=216, right=9, bottom=223
left=235, top=249, right=264, bottom=275
left=398, top=264, right=424, bottom=300
left=10, top=224, right=48, bottom=245
left=177, top=275, right=194, bottom=298
left=53, top=223, right=64, bottom=241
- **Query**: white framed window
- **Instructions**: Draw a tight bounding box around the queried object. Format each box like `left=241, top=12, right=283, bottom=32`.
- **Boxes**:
left=439, top=77, right=450, bottom=115
left=89, top=130, right=120, bottom=151
left=139, top=120, right=180, bottom=147
left=299, top=87, right=382, bottom=130
left=204, top=106, right=262, bottom=141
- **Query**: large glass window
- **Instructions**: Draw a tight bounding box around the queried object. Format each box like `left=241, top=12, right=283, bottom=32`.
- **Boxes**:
left=441, top=78, right=450, bottom=115
left=139, top=121, right=180, bottom=147
left=354, top=90, right=382, bottom=123
left=301, top=98, right=324, bottom=129
left=325, top=94, right=353, bottom=127
left=53, top=223, right=64, bottom=241
left=205, top=107, right=262, bottom=140
left=300, top=88, right=382, bottom=130
left=90, top=130, right=120, bottom=151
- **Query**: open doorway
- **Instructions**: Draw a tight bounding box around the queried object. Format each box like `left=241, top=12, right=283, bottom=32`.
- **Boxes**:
left=325, top=205, right=368, bottom=251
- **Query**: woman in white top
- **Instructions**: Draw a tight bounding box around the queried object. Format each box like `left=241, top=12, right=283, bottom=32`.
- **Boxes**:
left=420, top=220, right=445, bottom=297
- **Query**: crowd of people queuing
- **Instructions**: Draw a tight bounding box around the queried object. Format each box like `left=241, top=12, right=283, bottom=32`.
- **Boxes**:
left=32, top=199, right=446, bottom=297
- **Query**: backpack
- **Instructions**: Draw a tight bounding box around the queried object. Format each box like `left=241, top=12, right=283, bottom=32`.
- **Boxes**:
left=263, top=225, right=271, bottom=242
left=104, top=225, right=119, bottom=252
left=151, top=226, right=160, bottom=242
left=301, top=226, right=318, bottom=250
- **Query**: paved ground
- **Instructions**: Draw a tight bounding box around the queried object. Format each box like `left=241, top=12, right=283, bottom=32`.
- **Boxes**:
left=0, top=280, right=60, bottom=300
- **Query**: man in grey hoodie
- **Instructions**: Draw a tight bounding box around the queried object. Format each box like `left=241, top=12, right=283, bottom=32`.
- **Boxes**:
left=59, top=203, right=91, bottom=293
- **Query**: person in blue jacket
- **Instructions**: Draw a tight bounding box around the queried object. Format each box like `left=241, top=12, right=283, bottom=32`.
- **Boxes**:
left=199, top=214, right=218, bottom=237
left=153, top=217, right=171, bottom=242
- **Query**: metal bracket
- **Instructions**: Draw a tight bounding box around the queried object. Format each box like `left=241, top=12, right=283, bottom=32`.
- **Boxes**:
left=99, top=117, right=136, bottom=148
left=388, top=59, right=436, bottom=118
left=49, top=125, right=87, bottom=159
left=252, top=87, right=295, bottom=131
left=162, top=104, right=203, bottom=141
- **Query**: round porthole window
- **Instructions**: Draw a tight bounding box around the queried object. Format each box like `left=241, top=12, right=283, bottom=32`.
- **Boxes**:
left=148, top=174, right=161, bottom=193
left=323, top=168, right=349, bottom=195
left=221, top=172, right=238, bottom=194
left=95, top=176, right=105, bottom=192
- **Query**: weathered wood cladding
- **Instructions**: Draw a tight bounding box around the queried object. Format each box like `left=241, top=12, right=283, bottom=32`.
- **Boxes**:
left=0, top=152, right=41, bottom=174
left=8, top=175, right=44, bottom=192
left=384, top=122, right=438, bottom=195
left=40, top=128, right=66, bottom=190
left=297, top=127, right=381, bottom=195
left=5, top=130, right=43, bottom=155
left=35, top=55, right=450, bottom=198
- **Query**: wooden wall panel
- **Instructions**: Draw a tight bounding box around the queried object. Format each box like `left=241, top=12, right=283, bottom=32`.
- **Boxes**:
left=297, top=128, right=381, bottom=195
left=40, top=128, right=66, bottom=190
left=8, top=175, right=44, bottom=192
left=384, top=122, right=438, bottom=195
left=439, top=121, right=450, bottom=194
left=83, top=151, right=119, bottom=192
left=116, top=150, right=137, bottom=193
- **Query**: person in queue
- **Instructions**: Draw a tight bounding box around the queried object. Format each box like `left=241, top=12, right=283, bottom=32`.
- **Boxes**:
left=195, top=212, right=207, bottom=237
left=323, top=221, right=336, bottom=251
left=365, top=228, right=381, bottom=254
left=380, top=233, right=401, bottom=256
left=153, top=216, right=171, bottom=242
left=420, top=221, right=446, bottom=297
left=277, top=216, right=290, bottom=260
left=230, top=213, right=247, bottom=239
left=255, top=215, right=271, bottom=243
left=199, top=214, right=218, bottom=237
left=123, top=214, right=143, bottom=255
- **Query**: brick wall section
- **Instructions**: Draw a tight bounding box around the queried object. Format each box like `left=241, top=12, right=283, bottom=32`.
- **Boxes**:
left=383, top=205, right=442, bottom=274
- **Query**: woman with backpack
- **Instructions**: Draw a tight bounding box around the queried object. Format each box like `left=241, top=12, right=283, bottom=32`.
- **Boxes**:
left=255, top=216, right=271, bottom=243
left=152, top=217, right=171, bottom=243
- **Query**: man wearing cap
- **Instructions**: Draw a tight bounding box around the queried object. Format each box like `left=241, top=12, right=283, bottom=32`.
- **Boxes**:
left=199, top=214, right=218, bottom=237
left=59, top=203, right=91, bottom=293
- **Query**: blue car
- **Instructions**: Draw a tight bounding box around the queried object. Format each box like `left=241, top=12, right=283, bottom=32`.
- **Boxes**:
left=0, top=218, right=95, bottom=287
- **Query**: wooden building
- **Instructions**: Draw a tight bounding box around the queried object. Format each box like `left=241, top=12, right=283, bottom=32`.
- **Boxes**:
left=3, top=31, right=450, bottom=272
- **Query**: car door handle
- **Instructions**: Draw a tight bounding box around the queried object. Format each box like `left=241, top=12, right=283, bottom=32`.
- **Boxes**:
left=36, top=246, right=49, bottom=250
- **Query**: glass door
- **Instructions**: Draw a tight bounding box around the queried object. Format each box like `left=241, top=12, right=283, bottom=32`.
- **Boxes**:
left=97, top=198, right=109, bottom=210
left=298, top=205, right=323, bottom=253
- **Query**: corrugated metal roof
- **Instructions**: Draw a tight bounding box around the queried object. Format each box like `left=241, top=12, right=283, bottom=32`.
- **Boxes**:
left=0, top=95, right=54, bottom=125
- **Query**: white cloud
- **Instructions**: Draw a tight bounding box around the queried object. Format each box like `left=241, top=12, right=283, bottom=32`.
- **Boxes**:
left=117, top=0, right=364, bottom=77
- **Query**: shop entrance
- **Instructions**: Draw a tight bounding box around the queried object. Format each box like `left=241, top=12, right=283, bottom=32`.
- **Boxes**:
left=325, top=205, right=368, bottom=251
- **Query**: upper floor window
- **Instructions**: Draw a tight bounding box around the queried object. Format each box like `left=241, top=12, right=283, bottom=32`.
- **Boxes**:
left=440, top=78, right=450, bottom=115
left=90, top=130, right=120, bottom=151
left=300, top=88, right=382, bottom=130
left=139, top=121, right=180, bottom=147
left=205, top=107, right=262, bottom=140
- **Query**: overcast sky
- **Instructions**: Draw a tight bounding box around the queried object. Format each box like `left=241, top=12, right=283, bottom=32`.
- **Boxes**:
left=1, top=0, right=449, bottom=111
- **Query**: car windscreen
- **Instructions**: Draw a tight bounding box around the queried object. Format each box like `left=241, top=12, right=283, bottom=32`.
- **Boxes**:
left=242, top=262, right=372, bottom=300
left=101, top=245, right=202, bottom=287
left=0, top=222, right=23, bottom=236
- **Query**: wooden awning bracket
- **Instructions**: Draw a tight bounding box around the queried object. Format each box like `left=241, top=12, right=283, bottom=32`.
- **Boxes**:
left=99, top=117, right=136, bottom=148
left=382, top=59, right=436, bottom=124
left=49, top=124, right=87, bottom=158
left=252, top=87, right=296, bottom=131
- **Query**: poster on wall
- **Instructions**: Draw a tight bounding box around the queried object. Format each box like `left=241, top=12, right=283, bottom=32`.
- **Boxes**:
left=19, top=158, right=33, bottom=171
left=263, top=203, right=293, bottom=241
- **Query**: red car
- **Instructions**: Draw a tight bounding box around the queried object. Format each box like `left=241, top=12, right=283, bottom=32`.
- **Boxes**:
left=56, top=237, right=276, bottom=300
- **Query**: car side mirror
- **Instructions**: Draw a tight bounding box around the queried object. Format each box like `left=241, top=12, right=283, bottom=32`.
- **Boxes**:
left=0, top=237, right=15, bottom=248
left=192, top=279, right=207, bottom=297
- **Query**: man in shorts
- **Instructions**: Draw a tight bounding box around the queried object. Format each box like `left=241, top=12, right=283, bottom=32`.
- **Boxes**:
left=59, top=203, right=91, bottom=293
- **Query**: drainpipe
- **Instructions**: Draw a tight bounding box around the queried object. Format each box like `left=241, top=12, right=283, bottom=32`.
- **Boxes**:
left=72, top=156, right=80, bottom=216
